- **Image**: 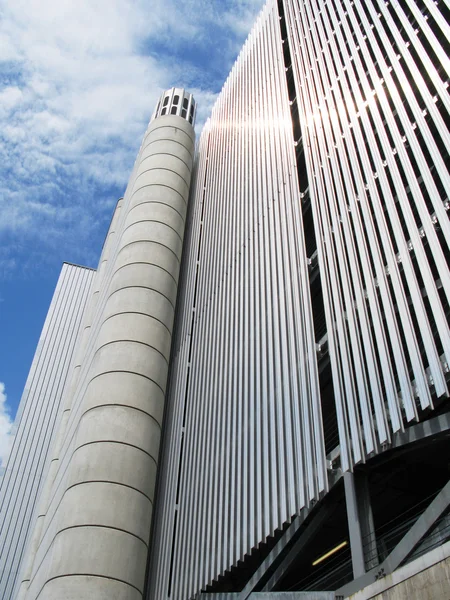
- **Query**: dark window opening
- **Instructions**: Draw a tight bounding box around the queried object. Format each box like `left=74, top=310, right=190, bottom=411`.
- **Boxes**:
left=163, top=96, right=169, bottom=107
left=173, top=94, right=179, bottom=104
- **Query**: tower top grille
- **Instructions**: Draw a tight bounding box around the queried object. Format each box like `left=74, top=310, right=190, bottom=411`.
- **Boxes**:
left=151, top=87, right=196, bottom=126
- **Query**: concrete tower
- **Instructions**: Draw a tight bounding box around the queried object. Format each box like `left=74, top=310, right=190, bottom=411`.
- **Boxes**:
left=16, top=88, right=196, bottom=600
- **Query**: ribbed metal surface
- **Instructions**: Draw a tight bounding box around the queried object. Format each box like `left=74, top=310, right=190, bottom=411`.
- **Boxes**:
left=149, top=1, right=450, bottom=597
left=284, top=0, right=450, bottom=470
left=150, top=2, right=328, bottom=598
left=0, top=263, right=94, bottom=600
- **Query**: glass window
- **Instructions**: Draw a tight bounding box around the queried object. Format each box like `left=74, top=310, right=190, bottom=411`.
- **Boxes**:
left=163, top=96, right=169, bottom=107
left=171, top=106, right=177, bottom=115
left=190, top=105, right=194, bottom=115
left=183, top=98, right=188, bottom=109
left=161, top=107, right=167, bottom=115
left=173, top=95, right=179, bottom=104
left=181, top=109, right=187, bottom=118
left=189, top=115, right=193, bottom=124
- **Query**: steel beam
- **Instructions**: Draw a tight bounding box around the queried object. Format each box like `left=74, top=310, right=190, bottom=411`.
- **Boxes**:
left=337, top=479, right=450, bottom=597
left=261, top=503, right=335, bottom=592
left=237, top=514, right=310, bottom=599
left=390, top=413, right=450, bottom=451
left=382, top=479, right=450, bottom=574
left=201, top=593, right=335, bottom=599
left=355, top=474, right=378, bottom=571
left=344, top=473, right=366, bottom=579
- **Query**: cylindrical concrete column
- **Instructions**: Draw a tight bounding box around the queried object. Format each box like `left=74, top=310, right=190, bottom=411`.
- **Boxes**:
left=21, top=91, right=196, bottom=600
left=16, top=199, right=124, bottom=600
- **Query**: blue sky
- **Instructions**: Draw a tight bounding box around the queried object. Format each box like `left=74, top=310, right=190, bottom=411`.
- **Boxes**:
left=0, top=0, right=264, bottom=466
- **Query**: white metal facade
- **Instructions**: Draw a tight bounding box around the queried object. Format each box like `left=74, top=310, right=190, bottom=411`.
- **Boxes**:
left=150, top=2, right=327, bottom=598
left=150, top=0, right=449, bottom=598
left=0, top=263, right=95, bottom=600
left=284, top=0, right=450, bottom=471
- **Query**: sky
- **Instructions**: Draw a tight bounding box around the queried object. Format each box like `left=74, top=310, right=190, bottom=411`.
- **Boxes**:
left=0, top=0, right=264, bottom=467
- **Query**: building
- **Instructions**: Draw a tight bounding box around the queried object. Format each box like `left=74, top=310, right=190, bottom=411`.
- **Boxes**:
left=1, top=88, right=197, bottom=600
left=0, top=264, right=95, bottom=600
left=149, top=0, right=450, bottom=598
left=1, top=0, right=449, bottom=598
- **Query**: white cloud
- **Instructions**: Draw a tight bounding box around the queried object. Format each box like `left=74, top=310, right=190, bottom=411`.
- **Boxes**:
left=0, top=0, right=264, bottom=273
left=0, top=382, right=14, bottom=469
left=0, top=86, right=23, bottom=112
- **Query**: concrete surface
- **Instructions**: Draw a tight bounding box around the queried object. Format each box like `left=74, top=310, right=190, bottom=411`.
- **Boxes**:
left=347, top=540, right=450, bottom=600
left=17, top=113, right=195, bottom=600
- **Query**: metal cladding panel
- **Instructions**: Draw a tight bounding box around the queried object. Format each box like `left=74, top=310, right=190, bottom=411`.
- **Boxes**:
left=284, top=0, right=450, bottom=470
left=149, top=2, right=327, bottom=598
left=0, top=263, right=94, bottom=600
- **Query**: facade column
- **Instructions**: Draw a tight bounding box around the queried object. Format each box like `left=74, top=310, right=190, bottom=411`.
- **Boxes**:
left=344, top=470, right=378, bottom=579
